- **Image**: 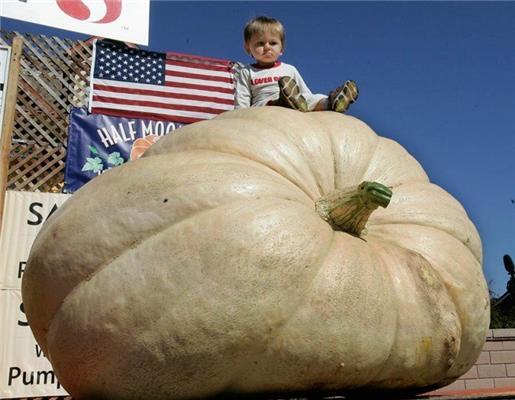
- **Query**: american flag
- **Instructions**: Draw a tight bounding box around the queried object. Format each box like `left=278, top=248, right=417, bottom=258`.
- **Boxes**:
left=89, top=40, right=235, bottom=124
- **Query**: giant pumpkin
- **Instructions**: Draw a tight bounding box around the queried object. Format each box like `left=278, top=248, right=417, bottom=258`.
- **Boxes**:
left=23, top=107, right=489, bottom=399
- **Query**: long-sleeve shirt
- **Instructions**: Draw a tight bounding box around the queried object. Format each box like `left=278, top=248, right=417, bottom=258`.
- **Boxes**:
left=234, top=61, right=326, bottom=110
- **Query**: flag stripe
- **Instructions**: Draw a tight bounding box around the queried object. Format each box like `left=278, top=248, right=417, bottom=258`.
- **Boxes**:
left=164, top=80, right=234, bottom=95
left=165, top=69, right=233, bottom=84
left=89, top=40, right=235, bottom=123
left=165, top=62, right=234, bottom=79
left=93, top=84, right=235, bottom=105
left=92, top=92, right=234, bottom=111
left=94, top=79, right=234, bottom=98
left=92, top=102, right=220, bottom=120
left=167, top=59, right=233, bottom=73
left=92, top=96, right=231, bottom=114
left=166, top=51, right=232, bottom=66
left=165, top=75, right=233, bottom=90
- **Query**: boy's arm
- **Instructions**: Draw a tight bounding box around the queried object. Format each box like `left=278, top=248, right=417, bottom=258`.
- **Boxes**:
left=233, top=63, right=251, bottom=108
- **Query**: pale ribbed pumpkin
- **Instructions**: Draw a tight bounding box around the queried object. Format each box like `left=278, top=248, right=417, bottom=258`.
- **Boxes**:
left=23, top=107, right=489, bottom=399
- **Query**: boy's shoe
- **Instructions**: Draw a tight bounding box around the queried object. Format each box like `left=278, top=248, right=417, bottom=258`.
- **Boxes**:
left=278, top=76, right=309, bottom=112
left=329, top=80, right=359, bottom=113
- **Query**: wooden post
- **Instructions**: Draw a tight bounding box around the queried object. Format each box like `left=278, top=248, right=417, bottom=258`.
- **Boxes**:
left=0, top=36, right=23, bottom=229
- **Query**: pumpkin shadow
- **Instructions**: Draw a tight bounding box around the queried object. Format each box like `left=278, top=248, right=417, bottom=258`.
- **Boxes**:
left=208, top=386, right=439, bottom=400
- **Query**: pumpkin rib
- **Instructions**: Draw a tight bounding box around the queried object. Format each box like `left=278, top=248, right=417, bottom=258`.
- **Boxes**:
left=339, top=131, right=378, bottom=194
left=215, top=113, right=379, bottom=201
left=364, top=239, right=461, bottom=387
left=239, top=114, right=334, bottom=200
left=227, top=113, right=385, bottom=200
left=350, top=241, right=401, bottom=388
left=26, top=154, right=317, bottom=352
left=170, top=147, right=318, bottom=204
left=365, top=181, right=481, bottom=263
left=307, top=112, right=380, bottom=193
left=365, top=223, right=488, bottom=379
left=365, top=222, right=480, bottom=267
left=288, top=114, right=337, bottom=197
left=225, top=228, right=338, bottom=392
left=44, top=196, right=321, bottom=353
left=145, top=149, right=314, bottom=205
left=230, top=112, right=336, bottom=198
left=156, top=141, right=319, bottom=202
left=264, top=227, right=336, bottom=334
left=361, top=137, right=429, bottom=188
left=160, top=114, right=334, bottom=200
left=143, top=153, right=315, bottom=207
left=230, top=230, right=397, bottom=392
left=163, top=143, right=321, bottom=203
left=184, top=112, right=382, bottom=200
left=45, top=198, right=335, bottom=398
left=290, top=231, right=399, bottom=389
left=329, top=122, right=379, bottom=192
left=367, top=220, right=481, bottom=265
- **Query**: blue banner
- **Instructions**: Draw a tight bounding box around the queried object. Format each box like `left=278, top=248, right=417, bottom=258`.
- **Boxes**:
left=64, top=108, right=184, bottom=193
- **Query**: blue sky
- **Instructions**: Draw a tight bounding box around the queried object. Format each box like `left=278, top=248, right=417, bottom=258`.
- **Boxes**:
left=2, top=1, right=514, bottom=296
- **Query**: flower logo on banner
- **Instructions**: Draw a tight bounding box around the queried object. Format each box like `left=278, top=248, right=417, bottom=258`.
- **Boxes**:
left=56, top=0, right=122, bottom=24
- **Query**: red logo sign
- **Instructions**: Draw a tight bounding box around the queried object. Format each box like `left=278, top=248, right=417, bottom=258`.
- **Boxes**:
left=56, top=0, right=122, bottom=24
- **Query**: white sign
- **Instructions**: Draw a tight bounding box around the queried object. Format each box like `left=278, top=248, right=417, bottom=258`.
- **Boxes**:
left=0, top=0, right=149, bottom=45
left=0, top=191, right=71, bottom=399
left=0, top=290, right=67, bottom=399
left=0, top=46, right=10, bottom=138
left=0, top=191, right=70, bottom=289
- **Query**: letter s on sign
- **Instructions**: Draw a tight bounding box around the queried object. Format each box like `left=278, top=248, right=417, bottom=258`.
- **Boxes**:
left=56, top=0, right=122, bottom=24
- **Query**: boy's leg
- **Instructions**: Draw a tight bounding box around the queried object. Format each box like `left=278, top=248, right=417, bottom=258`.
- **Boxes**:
left=277, top=76, right=309, bottom=112
left=329, top=80, right=359, bottom=113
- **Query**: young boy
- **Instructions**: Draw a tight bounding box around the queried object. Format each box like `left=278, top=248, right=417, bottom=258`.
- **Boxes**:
left=234, top=16, right=358, bottom=113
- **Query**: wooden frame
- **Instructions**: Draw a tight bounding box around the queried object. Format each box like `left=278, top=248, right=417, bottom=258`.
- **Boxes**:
left=0, top=37, right=22, bottom=228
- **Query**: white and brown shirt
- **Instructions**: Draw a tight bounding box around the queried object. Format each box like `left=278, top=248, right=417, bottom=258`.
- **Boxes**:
left=234, top=61, right=326, bottom=110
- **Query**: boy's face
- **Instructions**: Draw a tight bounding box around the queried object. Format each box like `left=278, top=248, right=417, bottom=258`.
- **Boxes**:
left=244, top=30, right=283, bottom=67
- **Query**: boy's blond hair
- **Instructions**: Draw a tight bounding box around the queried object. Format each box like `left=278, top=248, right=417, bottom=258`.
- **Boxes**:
left=244, top=16, right=285, bottom=47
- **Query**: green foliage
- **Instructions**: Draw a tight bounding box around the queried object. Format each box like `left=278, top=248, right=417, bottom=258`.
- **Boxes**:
left=490, top=287, right=515, bottom=328
left=81, top=147, right=126, bottom=175
left=81, top=157, right=104, bottom=174
left=107, top=152, right=124, bottom=166
left=489, top=255, right=515, bottom=329
left=490, top=301, right=515, bottom=328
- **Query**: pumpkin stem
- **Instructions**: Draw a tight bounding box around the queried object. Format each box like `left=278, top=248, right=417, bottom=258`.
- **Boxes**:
left=315, top=181, right=392, bottom=236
